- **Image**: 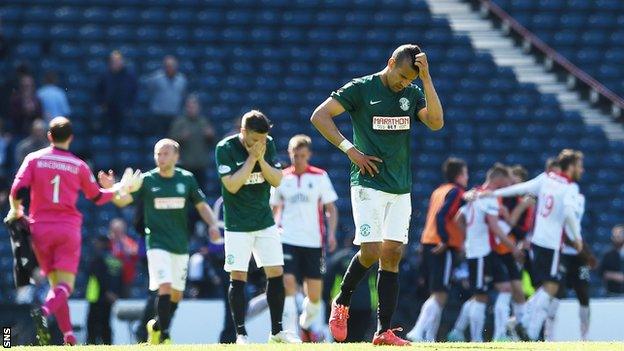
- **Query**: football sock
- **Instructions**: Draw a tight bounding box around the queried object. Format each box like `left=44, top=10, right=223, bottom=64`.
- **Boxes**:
left=54, top=293, right=73, bottom=336
left=376, top=270, right=399, bottom=333
left=42, top=282, right=72, bottom=316
left=452, top=299, right=473, bottom=334
left=300, top=296, right=321, bottom=329
left=266, top=276, right=285, bottom=335
left=579, top=305, right=590, bottom=340
left=409, top=295, right=441, bottom=341
left=469, top=300, right=486, bottom=342
left=425, top=298, right=443, bottom=342
left=543, top=297, right=560, bottom=341
left=512, top=301, right=525, bottom=323
left=156, top=294, right=172, bottom=339
left=170, top=301, right=179, bottom=319
left=228, top=279, right=247, bottom=336
left=283, top=295, right=298, bottom=333
left=335, top=254, right=370, bottom=306
left=494, top=292, right=512, bottom=340
left=526, top=288, right=551, bottom=341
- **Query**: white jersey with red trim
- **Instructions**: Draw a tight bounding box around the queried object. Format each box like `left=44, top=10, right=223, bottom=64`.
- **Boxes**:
left=562, top=187, right=585, bottom=255
left=270, top=166, right=338, bottom=248
left=460, top=195, right=499, bottom=259
left=493, top=172, right=579, bottom=250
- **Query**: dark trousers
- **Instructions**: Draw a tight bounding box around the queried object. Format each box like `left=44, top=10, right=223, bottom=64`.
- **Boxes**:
left=87, top=301, right=113, bottom=344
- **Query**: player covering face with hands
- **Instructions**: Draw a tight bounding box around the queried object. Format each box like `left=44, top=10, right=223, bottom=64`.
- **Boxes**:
left=5, top=116, right=140, bottom=346
left=101, top=138, right=221, bottom=345
left=311, top=44, right=443, bottom=346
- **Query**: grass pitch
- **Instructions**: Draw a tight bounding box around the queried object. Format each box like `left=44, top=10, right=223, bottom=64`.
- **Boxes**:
left=10, top=342, right=624, bottom=351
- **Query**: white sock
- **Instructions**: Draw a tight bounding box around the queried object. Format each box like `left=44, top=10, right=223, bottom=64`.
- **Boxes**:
left=299, top=297, right=321, bottom=329
left=526, top=288, right=552, bottom=341
left=494, top=292, right=512, bottom=340
left=425, top=300, right=443, bottom=342
left=512, top=301, right=525, bottom=323
left=408, top=296, right=439, bottom=341
left=453, top=299, right=473, bottom=333
left=579, top=305, right=590, bottom=341
left=469, top=301, right=486, bottom=342
left=283, top=295, right=299, bottom=333
left=543, top=297, right=560, bottom=341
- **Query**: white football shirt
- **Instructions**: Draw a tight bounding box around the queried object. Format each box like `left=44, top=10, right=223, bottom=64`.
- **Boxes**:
left=562, top=187, right=585, bottom=255
left=493, top=172, right=579, bottom=250
left=461, top=195, right=499, bottom=259
left=270, top=166, right=338, bottom=248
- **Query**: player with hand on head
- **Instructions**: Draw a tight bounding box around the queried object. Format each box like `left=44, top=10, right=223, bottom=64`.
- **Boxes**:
left=406, top=157, right=468, bottom=342
left=103, top=138, right=220, bottom=345
left=270, top=134, right=339, bottom=341
left=216, top=110, right=301, bottom=344
left=311, top=44, right=443, bottom=346
left=5, top=116, right=139, bottom=346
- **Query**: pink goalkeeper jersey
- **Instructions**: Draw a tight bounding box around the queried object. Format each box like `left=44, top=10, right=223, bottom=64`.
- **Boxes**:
left=10, top=146, right=115, bottom=226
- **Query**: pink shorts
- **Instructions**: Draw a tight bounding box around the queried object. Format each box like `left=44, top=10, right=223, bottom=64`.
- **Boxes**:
left=30, top=222, right=81, bottom=276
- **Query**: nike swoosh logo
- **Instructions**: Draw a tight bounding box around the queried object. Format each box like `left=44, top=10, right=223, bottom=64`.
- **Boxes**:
left=370, top=100, right=382, bottom=105
left=236, top=161, right=245, bottom=166
left=151, top=187, right=160, bottom=192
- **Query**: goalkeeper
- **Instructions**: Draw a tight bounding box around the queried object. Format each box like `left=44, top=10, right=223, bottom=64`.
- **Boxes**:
left=103, top=138, right=220, bottom=344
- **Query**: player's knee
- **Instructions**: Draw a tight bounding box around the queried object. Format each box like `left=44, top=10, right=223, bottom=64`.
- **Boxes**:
left=380, top=245, right=403, bottom=267
left=264, top=265, right=284, bottom=278
left=433, top=292, right=448, bottom=306
left=230, top=271, right=248, bottom=282
left=158, top=283, right=172, bottom=295
left=474, top=294, right=488, bottom=303
left=360, top=245, right=382, bottom=266
left=283, top=275, right=297, bottom=295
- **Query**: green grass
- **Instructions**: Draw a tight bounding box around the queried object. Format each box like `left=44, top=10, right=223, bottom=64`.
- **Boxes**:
left=10, top=343, right=624, bottom=351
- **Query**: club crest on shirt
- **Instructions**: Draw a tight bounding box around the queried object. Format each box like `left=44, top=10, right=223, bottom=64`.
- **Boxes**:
left=176, top=183, right=186, bottom=194
left=360, top=224, right=371, bottom=237
left=399, top=97, right=410, bottom=111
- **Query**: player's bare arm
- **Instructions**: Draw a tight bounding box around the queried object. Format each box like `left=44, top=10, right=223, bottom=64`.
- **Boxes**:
left=324, top=202, right=338, bottom=252
left=195, top=202, right=221, bottom=242
left=310, top=97, right=382, bottom=177
left=220, top=152, right=257, bottom=194
left=564, top=204, right=583, bottom=252
left=415, top=53, right=444, bottom=131
left=507, top=196, right=535, bottom=227
left=486, top=214, right=523, bottom=261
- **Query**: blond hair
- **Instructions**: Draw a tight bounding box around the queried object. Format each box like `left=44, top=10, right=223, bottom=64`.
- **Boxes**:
left=154, top=138, right=180, bottom=153
left=288, top=134, right=312, bottom=151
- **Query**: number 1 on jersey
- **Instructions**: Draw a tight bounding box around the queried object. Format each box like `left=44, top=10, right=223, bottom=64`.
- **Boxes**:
left=51, top=174, right=60, bottom=203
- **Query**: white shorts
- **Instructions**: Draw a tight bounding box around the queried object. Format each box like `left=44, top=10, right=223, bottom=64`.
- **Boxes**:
left=146, top=249, right=190, bottom=292
left=224, top=225, right=284, bottom=272
left=351, top=186, right=411, bottom=245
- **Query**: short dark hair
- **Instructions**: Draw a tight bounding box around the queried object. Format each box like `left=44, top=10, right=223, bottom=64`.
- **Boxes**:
left=557, top=149, right=583, bottom=172
left=487, top=163, right=510, bottom=181
left=510, top=165, right=528, bottom=182
left=442, top=157, right=466, bottom=183
left=391, top=44, right=422, bottom=73
left=241, top=110, right=272, bottom=134
left=545, top=157, right=560, bottom=172
left=49, top=117, right=72, bottom=143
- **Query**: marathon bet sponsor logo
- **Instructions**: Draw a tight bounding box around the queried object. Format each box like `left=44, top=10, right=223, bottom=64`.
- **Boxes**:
left=360, top=224, right=371, bottom=237
left=372, top=116, right=410, bottom=130
left=399, top=97, right=410, bottom=111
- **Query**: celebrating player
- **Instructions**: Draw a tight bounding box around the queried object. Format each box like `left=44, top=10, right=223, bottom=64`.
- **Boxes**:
left=449, top=164, right=522, bottom=342
left=310, top=44, right=443, bottom=346
left=270, top=134, right=339, bottom=340
left=406, top=157, right=468, bottom=342
left=104, top=138, right=221, bottom=344
left=216, top=110, right=301, bottom=344
left=475, top=149, right=584, bottom=341
left=5, top=117, right=139, bottom=345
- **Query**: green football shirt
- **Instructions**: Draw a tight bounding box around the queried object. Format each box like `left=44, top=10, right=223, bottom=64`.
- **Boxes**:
left=215, top=134, right=281, bottom=232
left=331, top=73, right=427, bottom=194
left=133, top=167, right=206, bottom=254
